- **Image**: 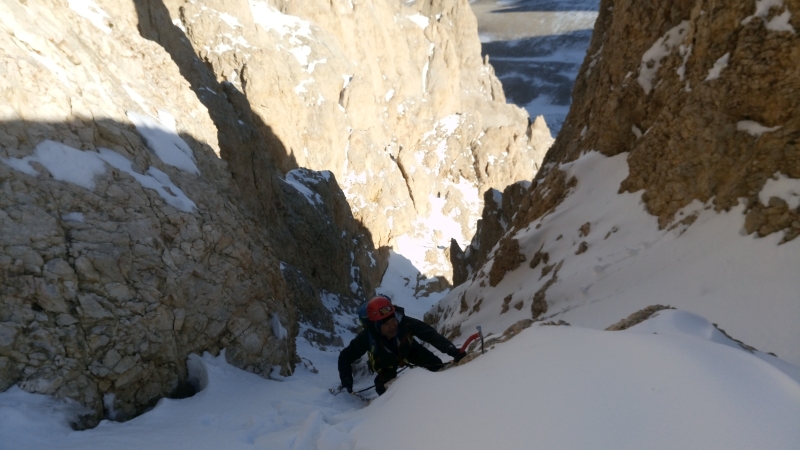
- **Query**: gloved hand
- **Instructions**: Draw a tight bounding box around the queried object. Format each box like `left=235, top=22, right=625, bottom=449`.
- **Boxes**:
left=448, top=347, right=466, bottom=363
left=375, top=381, right=387, bottom=396
left=341, top=377, right=353, bottom=393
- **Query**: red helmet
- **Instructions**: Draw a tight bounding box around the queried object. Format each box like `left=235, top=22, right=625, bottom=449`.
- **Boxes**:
left=366, top=296, right=395, bottom=321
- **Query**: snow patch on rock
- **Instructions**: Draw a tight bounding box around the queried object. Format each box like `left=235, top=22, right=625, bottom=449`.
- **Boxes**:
left=705, top=52, right=730, bottom=80
left=759, top=173, right=800, bottom=209
left=638, top=21, right=690, bottom=94
left=126, top=111, right=199, bottom=174
left=737, top=120, right=781, bottom=136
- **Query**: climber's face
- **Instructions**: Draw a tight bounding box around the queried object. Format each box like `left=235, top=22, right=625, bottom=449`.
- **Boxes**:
left=380, top=317, right=398, bottom=339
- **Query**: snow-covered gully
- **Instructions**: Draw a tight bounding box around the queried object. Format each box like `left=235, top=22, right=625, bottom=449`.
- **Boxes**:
left=2, top=307, right=798, bottom=449
left=2, top=0, right=800, bottom=448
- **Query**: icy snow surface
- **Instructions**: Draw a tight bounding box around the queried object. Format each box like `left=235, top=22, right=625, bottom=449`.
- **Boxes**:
left=97, top=149, right=196, bottom=212
left=742, top=0, right=797, bottom=33
left=437, top=151, right=800, bottom=367
left=407, top=13, right=429, bottom=29
left=282, top=170, right=326, bottom=207
left=271, top=314, right=288, bottom=340
left=377, top=249, right=447, bottom=319
left=2, top=140, right=108, bottom=190
left=27, top=52, right=71, bottom=89
left=759, top=173, right=800, bottom=209
left=737, top=119, right=782, bottom=136
left=249, top=1, right=312, bottom=39
left=249, top=0, right=318, bottom=71
left=705, top=52, right=730, bottom=80
left=1, top=312, right=797, bottom=449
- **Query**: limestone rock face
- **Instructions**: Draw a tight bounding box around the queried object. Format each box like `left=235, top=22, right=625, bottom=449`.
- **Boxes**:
left=0, top=0, right=379, bottom=423
left=541, top=0, right=800, bottom=239
left=450, top=181, right=531, bottom=287
left=165, top=0, right=553, bottom=282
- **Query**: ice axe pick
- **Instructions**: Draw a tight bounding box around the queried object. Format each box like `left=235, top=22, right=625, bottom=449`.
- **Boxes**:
left=459, top=326, right=486, bottom=355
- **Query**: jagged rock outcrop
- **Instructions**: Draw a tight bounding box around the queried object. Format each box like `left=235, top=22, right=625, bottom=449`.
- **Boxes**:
left=537, top=0, right=800, bottom=239
left=450, top=180, right=531, bottom=286
left=605, top=305, right=675, bottom=331
left=276, top=168, right=379, bottom=330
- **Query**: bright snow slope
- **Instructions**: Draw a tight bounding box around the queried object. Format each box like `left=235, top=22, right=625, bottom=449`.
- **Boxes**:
left=434, top=150, right=800, bottom=367
left=1, top=309, right=799, bottom=449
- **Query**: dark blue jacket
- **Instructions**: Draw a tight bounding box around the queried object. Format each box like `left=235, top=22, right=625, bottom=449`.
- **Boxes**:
left=338, top=306, right=458, bottom=382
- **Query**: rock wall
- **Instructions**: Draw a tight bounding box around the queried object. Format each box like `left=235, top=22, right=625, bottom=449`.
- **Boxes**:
left=539, top=0, right=800, bottom=239
left=0, top=0, right=380, bottom=424
left=163, top=0, right=553, bottom=284
left=134, top=0, right=383, bottom=309
left=449, top=179, right=531, bottom=286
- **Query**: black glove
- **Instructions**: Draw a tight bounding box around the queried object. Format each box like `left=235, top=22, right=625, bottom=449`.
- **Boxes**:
left=341, top=377, right=353, bottom=393
left=375, top=381, right=386, bottom=396
left=448, top=347, right=466, bottom=363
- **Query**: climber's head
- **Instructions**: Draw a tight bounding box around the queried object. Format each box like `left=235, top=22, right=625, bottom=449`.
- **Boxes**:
left=367, top=296, right=398, bottom=338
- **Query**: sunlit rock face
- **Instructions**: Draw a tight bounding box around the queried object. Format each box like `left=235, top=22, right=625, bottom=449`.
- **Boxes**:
left=161, top=0, right=552, bottom=286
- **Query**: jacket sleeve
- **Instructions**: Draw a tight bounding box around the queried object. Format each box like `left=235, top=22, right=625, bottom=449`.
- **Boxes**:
left=338, top=331, right=371, bottom=383
left=404, top=317, right=459, bottom=356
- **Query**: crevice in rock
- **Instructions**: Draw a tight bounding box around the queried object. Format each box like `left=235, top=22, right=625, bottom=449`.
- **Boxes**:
left=132, top=0, right=296, bottom=222
left=390, top=152, right=418, bottom=213
left=468, top=141, right=484, bottom=187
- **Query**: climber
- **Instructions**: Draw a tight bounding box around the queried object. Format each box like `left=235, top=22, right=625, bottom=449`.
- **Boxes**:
left=338, top=295, right=465, bottom=396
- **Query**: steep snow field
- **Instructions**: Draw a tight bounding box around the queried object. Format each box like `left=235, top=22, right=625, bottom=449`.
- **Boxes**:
left=2, top=310, right=798, bottom=449
left=436, top=151, right=800, bottom=368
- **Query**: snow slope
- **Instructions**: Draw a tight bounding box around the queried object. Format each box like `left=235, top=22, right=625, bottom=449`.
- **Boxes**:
left=351, top=323, right=800, bottom=450
left=434, top=151, right=800, bottom=367
left=2, top=309, right=798, bottom=449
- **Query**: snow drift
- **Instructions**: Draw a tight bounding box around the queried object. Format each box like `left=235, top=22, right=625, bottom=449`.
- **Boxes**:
left=1, top=308, right=798, bottom=449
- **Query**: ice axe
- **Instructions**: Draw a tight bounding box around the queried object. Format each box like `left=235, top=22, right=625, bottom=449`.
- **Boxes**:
left=459, top=326, right=485, bottom=355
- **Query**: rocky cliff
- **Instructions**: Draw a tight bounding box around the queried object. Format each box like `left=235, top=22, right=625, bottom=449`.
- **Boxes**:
left=0, top=0, right=547, bottom=424
left=158, top=0, right=552, bottom=284
left=433, top=0, right=799, bottom=365
left=546, top=0, right=800, bottom=238
left=0, top=0, right=367, bottom=424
